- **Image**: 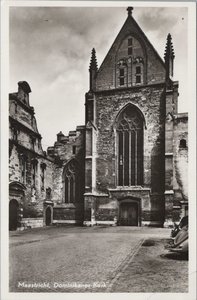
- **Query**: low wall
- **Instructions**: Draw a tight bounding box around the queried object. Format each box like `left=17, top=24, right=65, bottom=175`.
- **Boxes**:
left=19, top=218, right=43, bottom=230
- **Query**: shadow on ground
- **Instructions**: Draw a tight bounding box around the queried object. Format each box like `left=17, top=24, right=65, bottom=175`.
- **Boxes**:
left=161, top=252, right=188, bottom=261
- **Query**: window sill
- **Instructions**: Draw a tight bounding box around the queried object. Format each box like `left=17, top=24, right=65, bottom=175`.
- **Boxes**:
left=109, top=186, right=151, bottom=191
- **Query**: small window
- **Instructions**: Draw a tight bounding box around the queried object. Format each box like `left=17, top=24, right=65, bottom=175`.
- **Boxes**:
left=135, top=65, right=142, bottom=84
left=20, top=155, right=27, bottom=184
left=31, top=159, right=38, bottom=187
left=31, top=137, right=35, bottom=150
left=119, top=68, right=125, bottom=86
left=128, top=38, right=132, bottom=46
left=40, top=163, right=46, bottom=190
left=136, top=66, right=141, bottom=74
left=136, top=75, right=141, bottom=84
left=32, top=165, right=36, bottom=187
left=128, top=38, right=133, bottom=55
left=73, top=146, right=76, bottom=155
left=180, top=139, right=187, bottom=148
left=128, top=47, right=132, bottom=55
left=120, top=69, right=125, bottom=77
left=120, top=78, right=125, bottom=86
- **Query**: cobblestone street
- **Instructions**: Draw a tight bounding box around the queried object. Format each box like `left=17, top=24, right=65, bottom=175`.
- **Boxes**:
left=9, top=226, right=188, bottom=293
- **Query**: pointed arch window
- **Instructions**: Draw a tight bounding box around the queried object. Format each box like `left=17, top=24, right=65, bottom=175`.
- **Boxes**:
left=63, top=160, right=78, bottom=203
left=116, top=105, right=144, bottom=186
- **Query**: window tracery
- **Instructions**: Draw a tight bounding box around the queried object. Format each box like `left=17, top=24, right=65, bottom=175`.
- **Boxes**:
left=63, top=160, right=78, bottom=203
left=116, top=105, right=143, bottom=186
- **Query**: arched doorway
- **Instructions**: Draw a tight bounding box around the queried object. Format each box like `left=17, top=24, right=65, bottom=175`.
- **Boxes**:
left=9, top=199, right=19, bottom=230
left=119, top=201, right=139, bottom=226
left=46, top=207, right=51, bottom=226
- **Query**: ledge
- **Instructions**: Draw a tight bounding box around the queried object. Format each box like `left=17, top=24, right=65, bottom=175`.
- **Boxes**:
left=9, top=116, right=41, bottom=138
left=53, top=203, right=76, bottom=209
left=180, top=200, right=188, bottom=204
left=174, top=112, right=188, bottom=119
left=84, top=193, right=108, bottom=197
left=109, top=186, right=151, bottom=192
left=9, top=139, right=54, bottom=162
left=164, top=190, right=174, bottom=195
left=95, top=81, right=166, bottom=95
left=165, top=152, right=173, bottom=156
left=53, top=220, right=78, bottom=224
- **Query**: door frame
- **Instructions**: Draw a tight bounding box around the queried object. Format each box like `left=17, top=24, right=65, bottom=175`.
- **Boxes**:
left=9, top=199, right=19, bottom=230
left=9, top=181, right=26, bottom=230
left=44, top=202, right=54, bottom=226
left=118, top=198, right=141, bottom=226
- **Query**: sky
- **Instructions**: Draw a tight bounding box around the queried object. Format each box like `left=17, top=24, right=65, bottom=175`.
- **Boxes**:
left=9, top=6, right=188, bottom=150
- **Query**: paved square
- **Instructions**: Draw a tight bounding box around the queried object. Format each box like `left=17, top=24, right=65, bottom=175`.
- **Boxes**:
left=9, top=226, right=186, bottom=292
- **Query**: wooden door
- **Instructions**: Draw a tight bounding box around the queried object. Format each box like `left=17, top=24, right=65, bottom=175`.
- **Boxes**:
left=119, top=202, right=138, bottom=226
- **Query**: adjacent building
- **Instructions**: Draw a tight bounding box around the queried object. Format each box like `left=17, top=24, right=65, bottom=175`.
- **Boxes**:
left=9, top=7, right=188, bottom=230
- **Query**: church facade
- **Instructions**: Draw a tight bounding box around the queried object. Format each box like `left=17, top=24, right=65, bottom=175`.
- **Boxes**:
left=9, top=8, right=188, bottom=230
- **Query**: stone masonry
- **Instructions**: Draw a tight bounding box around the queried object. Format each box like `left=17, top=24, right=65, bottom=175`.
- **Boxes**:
left=9, top=7, right=188, bottom=230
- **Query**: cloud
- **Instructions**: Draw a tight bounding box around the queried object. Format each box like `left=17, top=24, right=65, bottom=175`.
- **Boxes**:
left=9, top=6, right=188, bottom=149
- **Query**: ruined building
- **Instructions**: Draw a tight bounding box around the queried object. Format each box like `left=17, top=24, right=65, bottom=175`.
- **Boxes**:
left=9, top=8, right=188, bottom=230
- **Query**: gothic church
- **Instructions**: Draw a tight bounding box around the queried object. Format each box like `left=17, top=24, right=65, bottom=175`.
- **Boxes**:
left=9, top=7, right=188, bottom=230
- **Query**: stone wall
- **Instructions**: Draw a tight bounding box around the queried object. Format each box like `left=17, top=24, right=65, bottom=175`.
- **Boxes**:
left=49, top=126, right=85, bottom=224
left=83, top=10, right=169, bottom=226
left=95, top=86, right=165, bottom=195
left=9, top=82, right=55, bottom=230
left=96, top=15, right=166, bottom=91
left=9, top=143, right=54, bottom=218
left=173, top=113, right=188, bottom=218
left=20, top=218, right=43, bottom=230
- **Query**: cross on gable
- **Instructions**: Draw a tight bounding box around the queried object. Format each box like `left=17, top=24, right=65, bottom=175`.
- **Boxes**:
left=127, top=7, right=133, bottom=16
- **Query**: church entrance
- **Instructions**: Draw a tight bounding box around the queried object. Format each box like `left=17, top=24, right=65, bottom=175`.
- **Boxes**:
left=119, top=202, right=138, bottom=226
left=45, top=207, right=52, bottom=226
left=9, top=199, right=19, bottom=230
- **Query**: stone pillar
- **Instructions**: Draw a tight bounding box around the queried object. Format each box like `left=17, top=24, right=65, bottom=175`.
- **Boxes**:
left=164, top=89, right=174, bottom=227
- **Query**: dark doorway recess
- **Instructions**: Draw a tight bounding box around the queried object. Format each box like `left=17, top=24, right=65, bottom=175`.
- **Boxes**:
left=46, top=207, right=51, bottom=226
left=9, top=199, right=19, bottom=230
left=119, top=202, right=138, bottom=226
